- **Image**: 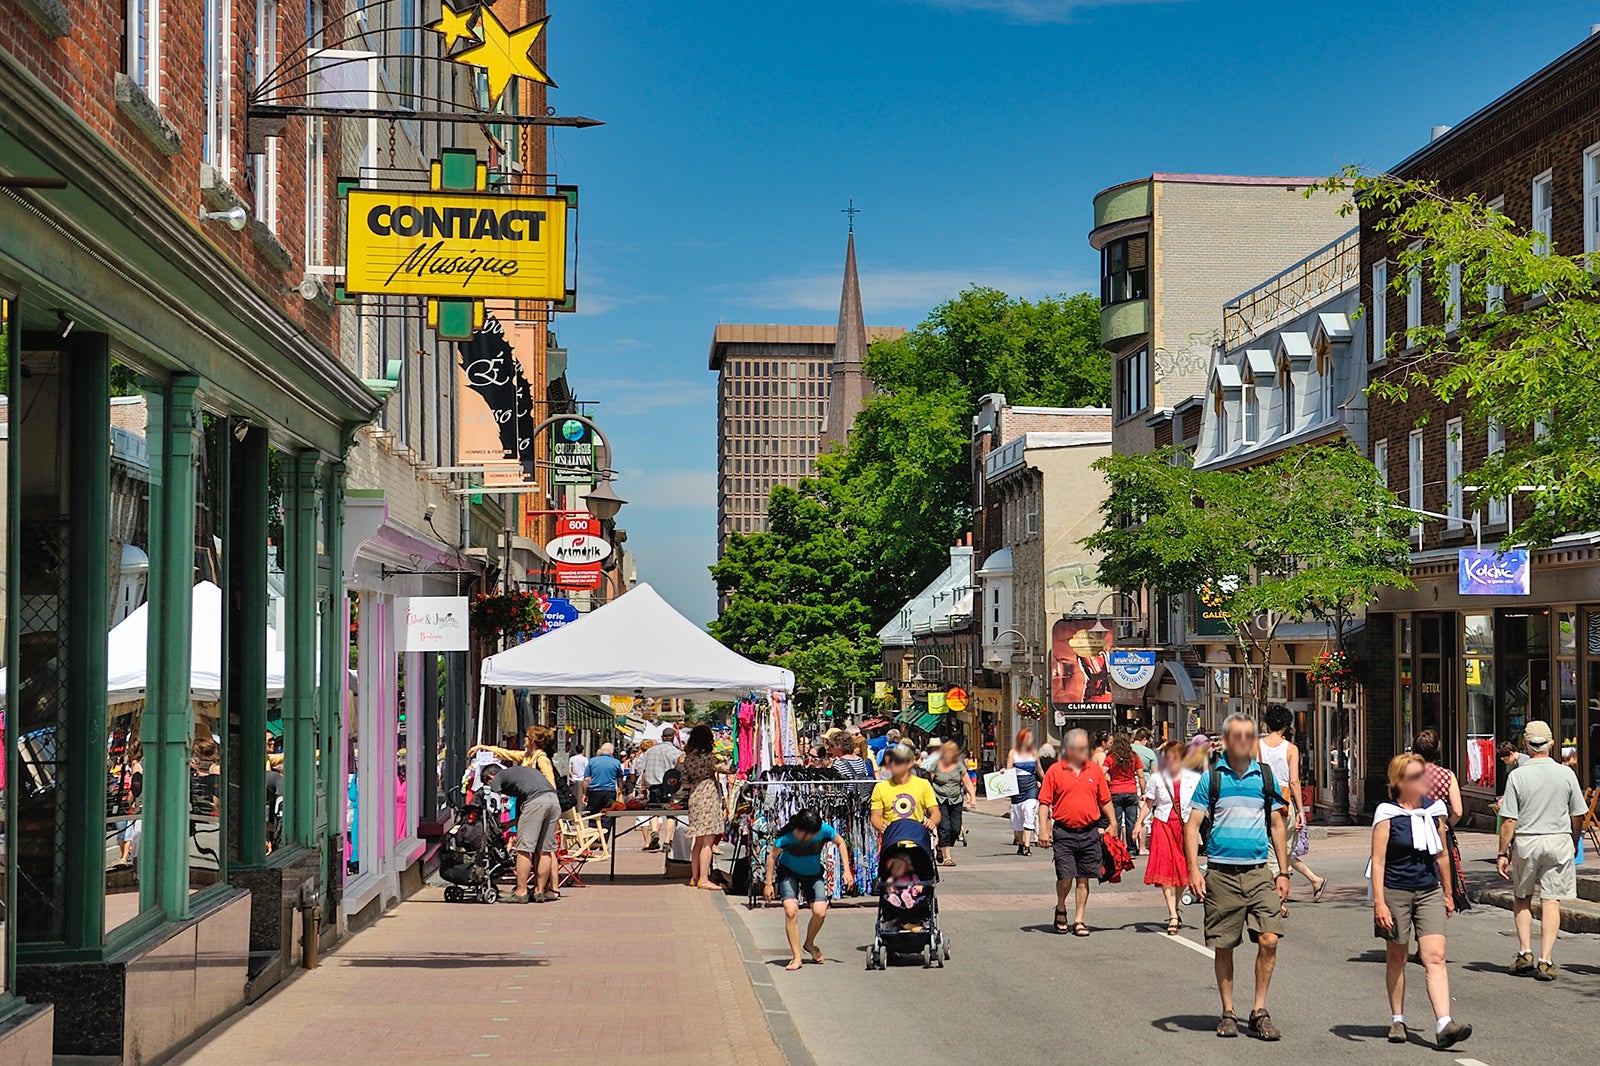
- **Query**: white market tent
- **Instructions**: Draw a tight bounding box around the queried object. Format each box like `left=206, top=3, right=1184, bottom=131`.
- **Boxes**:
left=107, top=580, right=286, bottom=702
left=481, top=583, right=793, bottom=699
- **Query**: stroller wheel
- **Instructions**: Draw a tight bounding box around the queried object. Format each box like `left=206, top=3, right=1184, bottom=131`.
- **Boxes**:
left=1180, top=889, right=1194, bottom=907
left=942, top=936, right=951, bottom=961
left=480, top=883, right=499, bottom=904
left=921, top=945, right=933, bottom=969
left=444, top=886, right=463, bottom=903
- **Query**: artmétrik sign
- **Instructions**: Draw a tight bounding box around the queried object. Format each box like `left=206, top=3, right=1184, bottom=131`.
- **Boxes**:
left=344, top=188, right=568, bottom=301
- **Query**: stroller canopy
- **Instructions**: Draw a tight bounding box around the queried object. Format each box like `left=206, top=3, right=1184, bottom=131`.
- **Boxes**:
left=879, top=819, right=937, bottom=881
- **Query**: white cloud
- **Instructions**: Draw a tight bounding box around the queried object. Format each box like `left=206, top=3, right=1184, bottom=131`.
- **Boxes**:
left=614, top=468, right=718, bottom=510
left=733, top=267, right=1093, bottom=313
left=576, top=378, right=710, bottom=416
left=906, top=0, right=1189, bottom=22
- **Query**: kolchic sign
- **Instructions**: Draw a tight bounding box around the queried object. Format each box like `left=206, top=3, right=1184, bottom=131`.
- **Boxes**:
left=345, top=187, right=569, bottom=302
left=1107, top=649, right=1158, bottom=690
left=393, top=596, right=470, bottom=652
left=1459, top=548, right=1531, bottom=596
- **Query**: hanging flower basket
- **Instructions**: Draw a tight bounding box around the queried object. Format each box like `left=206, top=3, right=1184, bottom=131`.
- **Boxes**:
left=1307, top=649, right=1362, bottom=693
left=1015, top=696, right=1044, bottom=719
left=472, top=589, right=544, bottom=642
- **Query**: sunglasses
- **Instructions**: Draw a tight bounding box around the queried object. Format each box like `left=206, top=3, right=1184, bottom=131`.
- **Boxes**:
left=1401, top=770, right=1426, bottom=782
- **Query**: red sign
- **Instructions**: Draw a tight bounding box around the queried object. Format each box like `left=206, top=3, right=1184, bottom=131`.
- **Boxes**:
left=553, top=512, right=605, bottom=590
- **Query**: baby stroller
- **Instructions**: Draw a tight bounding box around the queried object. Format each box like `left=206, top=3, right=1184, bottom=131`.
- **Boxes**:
left=866, top=820, right=948, bottom=970
left=439, top=798, right=510, bottom=904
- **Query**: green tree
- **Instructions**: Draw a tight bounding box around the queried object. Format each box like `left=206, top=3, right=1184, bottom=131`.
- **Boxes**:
left=1314, top=167, right=1600, bottom=545
left=1084, top=444, right=1413, bottom=712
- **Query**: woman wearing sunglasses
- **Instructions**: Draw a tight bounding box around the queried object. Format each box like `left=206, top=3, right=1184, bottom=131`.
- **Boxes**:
left=1369, top=752, right=1472, bottom=1050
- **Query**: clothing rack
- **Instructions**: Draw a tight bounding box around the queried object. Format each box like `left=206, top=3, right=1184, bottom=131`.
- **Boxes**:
left=734, top=773, right=877, bottom=908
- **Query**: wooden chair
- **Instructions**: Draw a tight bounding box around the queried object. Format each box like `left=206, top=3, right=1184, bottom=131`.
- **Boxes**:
left=557, top=814, right=611, bottom=888
left=1582, top=787, right=1600, bottom=854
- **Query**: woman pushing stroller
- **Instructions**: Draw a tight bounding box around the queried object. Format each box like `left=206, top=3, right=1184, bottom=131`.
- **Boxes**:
left=763, top=809, right=854, bottom=970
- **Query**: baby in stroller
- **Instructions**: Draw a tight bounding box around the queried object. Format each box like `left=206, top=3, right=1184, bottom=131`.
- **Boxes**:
left=867, top=819, right=948, bottom=970
left=439, top=794, right=512, bottom=904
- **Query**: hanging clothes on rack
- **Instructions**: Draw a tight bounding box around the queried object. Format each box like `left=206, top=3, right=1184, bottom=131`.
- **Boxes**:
left=738, top=768, right=878, bottom=906
left=736, top=699, right=758, bottom=778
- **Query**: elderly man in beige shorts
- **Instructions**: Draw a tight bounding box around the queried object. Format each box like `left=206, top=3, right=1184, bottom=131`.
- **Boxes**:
left=1496, top=720, right=1588, bottom=981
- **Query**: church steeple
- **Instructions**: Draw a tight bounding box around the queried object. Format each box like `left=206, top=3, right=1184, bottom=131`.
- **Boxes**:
left=821, top=221, right=872, bottom=450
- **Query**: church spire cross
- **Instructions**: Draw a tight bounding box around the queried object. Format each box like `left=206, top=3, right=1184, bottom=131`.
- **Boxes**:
left=841, top=197, right=861, bottom=233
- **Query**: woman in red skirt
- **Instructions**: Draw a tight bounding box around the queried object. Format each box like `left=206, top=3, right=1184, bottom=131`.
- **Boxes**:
left=1135, top=740, right=1202, bottom=934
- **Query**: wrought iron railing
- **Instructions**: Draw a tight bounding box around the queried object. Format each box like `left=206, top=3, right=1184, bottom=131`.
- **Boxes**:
left=1222, top=229, right=1360, bottom=349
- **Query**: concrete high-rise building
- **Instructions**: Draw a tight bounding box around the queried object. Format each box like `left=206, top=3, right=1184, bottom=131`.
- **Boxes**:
left=708, top=239, right=903, bottom=560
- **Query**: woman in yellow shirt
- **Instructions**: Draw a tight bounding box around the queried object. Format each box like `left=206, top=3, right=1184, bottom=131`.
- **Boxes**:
left=870, top=744, right=941, bottom=837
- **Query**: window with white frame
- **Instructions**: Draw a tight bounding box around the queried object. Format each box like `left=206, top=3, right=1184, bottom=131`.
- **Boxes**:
left=1585, top=146, right=1600, bottom=259
left=125, top=0, right=161, bottom=98
left=1373, top=438, right=1388, bottom=491
left=1318, top=353, right=1335, bottom=421
left=1242, top=384, right=1258, bottom=445
left=1445, top=261, right=1461, bottom=332
left=1371, top=262, right=1388, bottom=361
left=1214, top=392, right=1228, bottom=453
left=203, top=0, right=230, bottom=171
left=1486, top=197, right=1506, bottom=311
left=1280, top=367, right=1294, bottom=435
left=1408, top=429, right=1424, bottom=538
left=252, top=0, right=281, bottom=230
left=1487, top=417, right=1507, bottom=526
left=304, top=0, right=328, bottom=268
left=1445, top=417, right=1463, bottom=528
left=1405, top=243, right=1423, bottom=345
left=1533, top=170, right=1554, bottom=256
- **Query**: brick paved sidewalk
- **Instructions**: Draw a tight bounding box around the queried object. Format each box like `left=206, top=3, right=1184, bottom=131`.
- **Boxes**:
left=170, top=844, right=786, bottom=1066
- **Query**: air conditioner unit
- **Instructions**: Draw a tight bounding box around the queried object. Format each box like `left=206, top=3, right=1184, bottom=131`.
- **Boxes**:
left=1024, top=511, right=1040, bottom=536
left=1115, top=620, right=1134, bottom=640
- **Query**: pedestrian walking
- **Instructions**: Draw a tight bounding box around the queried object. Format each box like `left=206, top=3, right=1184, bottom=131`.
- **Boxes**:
left=1135, top=740, right=1200, bottom=934
left=1131, top=728, right=1157, bottom=776
left=1370, top=752, right=1472, bottom=1049
left=1259, top=704, right=1327, bottom=902
left=929, top=741, right=977, bottom=867
left=1007, top=727, right=1041, bottom=855
left=1413, top=728, right=1471, bottom=911
left=1036, top=728, right=1114, bottom=937
left=763, top=809, right=854, bottom=969
left=582, top=742, right=624, bottom=816
left=1037, top=743, right=1058, bottom=777
left=680, top=725, right=734, bottom=890
left=825, top=729, right=875, bottom=785
left=1104, top=733, right=1146, bottom=856
left=1183, top=713, right=1291, bottom=1041
left=869, top=744, right=941, bottom=836
left=1497, top=719, right=1588, bottom=980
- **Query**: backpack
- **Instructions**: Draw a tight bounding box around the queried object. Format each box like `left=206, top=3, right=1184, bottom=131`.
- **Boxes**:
left=538, top=753, right=579, bottom=813
left=1206, top=762, right=1280, bottom=829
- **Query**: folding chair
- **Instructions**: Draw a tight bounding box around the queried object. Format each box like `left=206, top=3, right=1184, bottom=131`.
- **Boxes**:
left=557, top=814, right=611, bottom=889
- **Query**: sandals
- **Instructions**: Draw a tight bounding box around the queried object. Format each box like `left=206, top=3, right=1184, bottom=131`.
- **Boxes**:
left=1071, top=922, right=1090, bottom=937
left=1248, top=1009, right=1281, bottom=1041
left=1165, top=917, right=1182, bottom=936
left=1311, top=878, right=1328, bottom=903
left=1053, top=909, right=1070, bottom=933
left=1216, top=1013, right=1239, bottom=1038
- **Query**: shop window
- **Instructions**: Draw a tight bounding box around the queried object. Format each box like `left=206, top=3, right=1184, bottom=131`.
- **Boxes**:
left=1464, top=614, right=1495, bottom=789
left=188, top=413, right=229, bottom=894
left=0, top=301, right=8, bottom=984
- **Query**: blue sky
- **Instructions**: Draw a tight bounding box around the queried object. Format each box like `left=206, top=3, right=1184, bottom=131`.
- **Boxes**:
left=545, top=0, right=1599, bottom=626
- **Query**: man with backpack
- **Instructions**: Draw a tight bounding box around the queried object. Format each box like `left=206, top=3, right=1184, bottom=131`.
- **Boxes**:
left=1184, top=713, right=1292, bottom=1042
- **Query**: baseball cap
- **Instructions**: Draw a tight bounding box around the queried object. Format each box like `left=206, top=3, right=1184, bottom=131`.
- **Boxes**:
left=1187, top=733, right=1210, bottom=750
left=1524, top=720, right=1554, bottom=748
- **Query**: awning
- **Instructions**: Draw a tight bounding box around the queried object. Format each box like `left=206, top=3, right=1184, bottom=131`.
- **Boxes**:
left=562, top=695, right=614, bottom=733
left=897, top=704, right=944, bottom=734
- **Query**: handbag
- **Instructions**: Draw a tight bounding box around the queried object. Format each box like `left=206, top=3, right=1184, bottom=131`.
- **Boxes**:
left=1099, top=833, right=1135, bottom=883
left=540, top=753, right=579, bottom=812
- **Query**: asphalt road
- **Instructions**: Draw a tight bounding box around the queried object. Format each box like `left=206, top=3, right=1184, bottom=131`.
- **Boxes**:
left=726, top=809, right=1600, bottom=1066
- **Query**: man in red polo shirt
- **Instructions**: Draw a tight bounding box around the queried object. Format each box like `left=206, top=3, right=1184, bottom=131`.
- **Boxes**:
left=1037, top=728, right=1115, bottom=936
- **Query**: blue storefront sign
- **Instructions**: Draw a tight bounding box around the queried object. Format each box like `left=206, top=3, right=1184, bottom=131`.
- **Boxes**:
left=1459, top=549, right=1530, bottom=596
left=1108, top=649, right=1157, bottom=689
left=540, top=597, right=581, bottom=632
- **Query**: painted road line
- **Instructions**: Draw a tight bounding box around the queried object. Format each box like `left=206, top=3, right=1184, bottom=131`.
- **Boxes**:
left=1162, top=932, right=1215, bottom=958
left=1454, top=1059, right=1494, bottom=1066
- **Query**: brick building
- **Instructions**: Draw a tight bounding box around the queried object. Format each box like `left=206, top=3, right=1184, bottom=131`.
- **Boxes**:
left=1362, top=29, right=1600, bottom=818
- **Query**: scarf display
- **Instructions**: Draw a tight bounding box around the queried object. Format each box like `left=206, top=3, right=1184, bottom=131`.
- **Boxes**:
left=737, top=768, right=878, bottom=906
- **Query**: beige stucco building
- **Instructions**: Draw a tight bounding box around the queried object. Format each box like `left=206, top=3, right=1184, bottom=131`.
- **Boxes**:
left=1088, top=174, right=1353, bottom=457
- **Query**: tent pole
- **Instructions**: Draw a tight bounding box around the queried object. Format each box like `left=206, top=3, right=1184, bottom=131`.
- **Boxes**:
left=475, top=687, right=486, bottom=747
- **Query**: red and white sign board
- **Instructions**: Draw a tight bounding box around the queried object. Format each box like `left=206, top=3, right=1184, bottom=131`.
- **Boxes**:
left=552, top=512, right=605, bottom=590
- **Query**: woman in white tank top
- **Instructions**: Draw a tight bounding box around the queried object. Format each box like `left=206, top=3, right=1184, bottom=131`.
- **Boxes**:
left=1260, top=704, right=1328, bottom=902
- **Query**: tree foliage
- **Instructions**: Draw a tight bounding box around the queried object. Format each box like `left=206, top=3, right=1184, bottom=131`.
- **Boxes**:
left=712, top=288, right=1112, bottom=707
left=1312, top=167, right=1600, bottom=545
left=1084, top=444, right=1413, bottom=710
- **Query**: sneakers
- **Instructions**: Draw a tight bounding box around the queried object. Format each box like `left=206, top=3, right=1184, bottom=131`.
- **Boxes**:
left=1247, top=1009, right=1281, bottom=1041
left=1534, top=959, right=1558, bottom=981
left=1509, top=950, right=1535, bottom=975
left=1436, top=1020, right=1473, bottom=1049
left=1386, top=1021, right=1407, bottom=1044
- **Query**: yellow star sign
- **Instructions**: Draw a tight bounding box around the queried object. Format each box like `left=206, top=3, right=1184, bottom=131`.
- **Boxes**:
left=448, top=8, right=555, bottom=103
left=427, top=1, right=476, bottom=51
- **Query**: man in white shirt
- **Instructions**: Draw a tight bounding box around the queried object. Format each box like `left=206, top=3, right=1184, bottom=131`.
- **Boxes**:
left=633, top=727, right=684, bottom=851
left=568, top=749, right=589, bottom=804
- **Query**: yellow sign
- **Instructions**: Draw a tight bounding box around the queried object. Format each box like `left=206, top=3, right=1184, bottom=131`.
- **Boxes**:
left=945, top=687, right=969, bottom=712
left=343, top=188, right=568, bottom=301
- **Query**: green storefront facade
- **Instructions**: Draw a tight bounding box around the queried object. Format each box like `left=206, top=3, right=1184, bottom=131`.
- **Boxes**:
left=0, top=49, right=379, bottom=1066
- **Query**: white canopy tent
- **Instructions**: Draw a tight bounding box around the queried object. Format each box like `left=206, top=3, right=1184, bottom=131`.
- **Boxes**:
left=481, top=583, right=793, bottom=698
left=107, top=580, right=286, bottom=702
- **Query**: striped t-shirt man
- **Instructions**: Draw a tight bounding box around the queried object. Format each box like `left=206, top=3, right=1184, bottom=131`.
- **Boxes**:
left=1189, top=759, right=1286, bottom=864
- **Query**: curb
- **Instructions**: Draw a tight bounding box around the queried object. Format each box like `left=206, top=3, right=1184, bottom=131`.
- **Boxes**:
left=1467, top=885, right=1600, bottom=933
left=712, top=889, right=818, bottom=1066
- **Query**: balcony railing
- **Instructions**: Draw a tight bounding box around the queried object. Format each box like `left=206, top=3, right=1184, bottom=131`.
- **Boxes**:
left=1222, top=228, right=1360, bottom=350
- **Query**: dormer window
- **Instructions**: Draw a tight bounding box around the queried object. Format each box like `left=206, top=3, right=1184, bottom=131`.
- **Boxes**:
left=1280, top=364, right=1294, bottom=435
left=1243, top=384, right=1258, bottom=445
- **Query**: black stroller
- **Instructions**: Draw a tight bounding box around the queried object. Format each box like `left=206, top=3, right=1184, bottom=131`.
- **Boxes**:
left=866, top=819, right=948, bottom=969
left=439, top=795, right=511, bottom=904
